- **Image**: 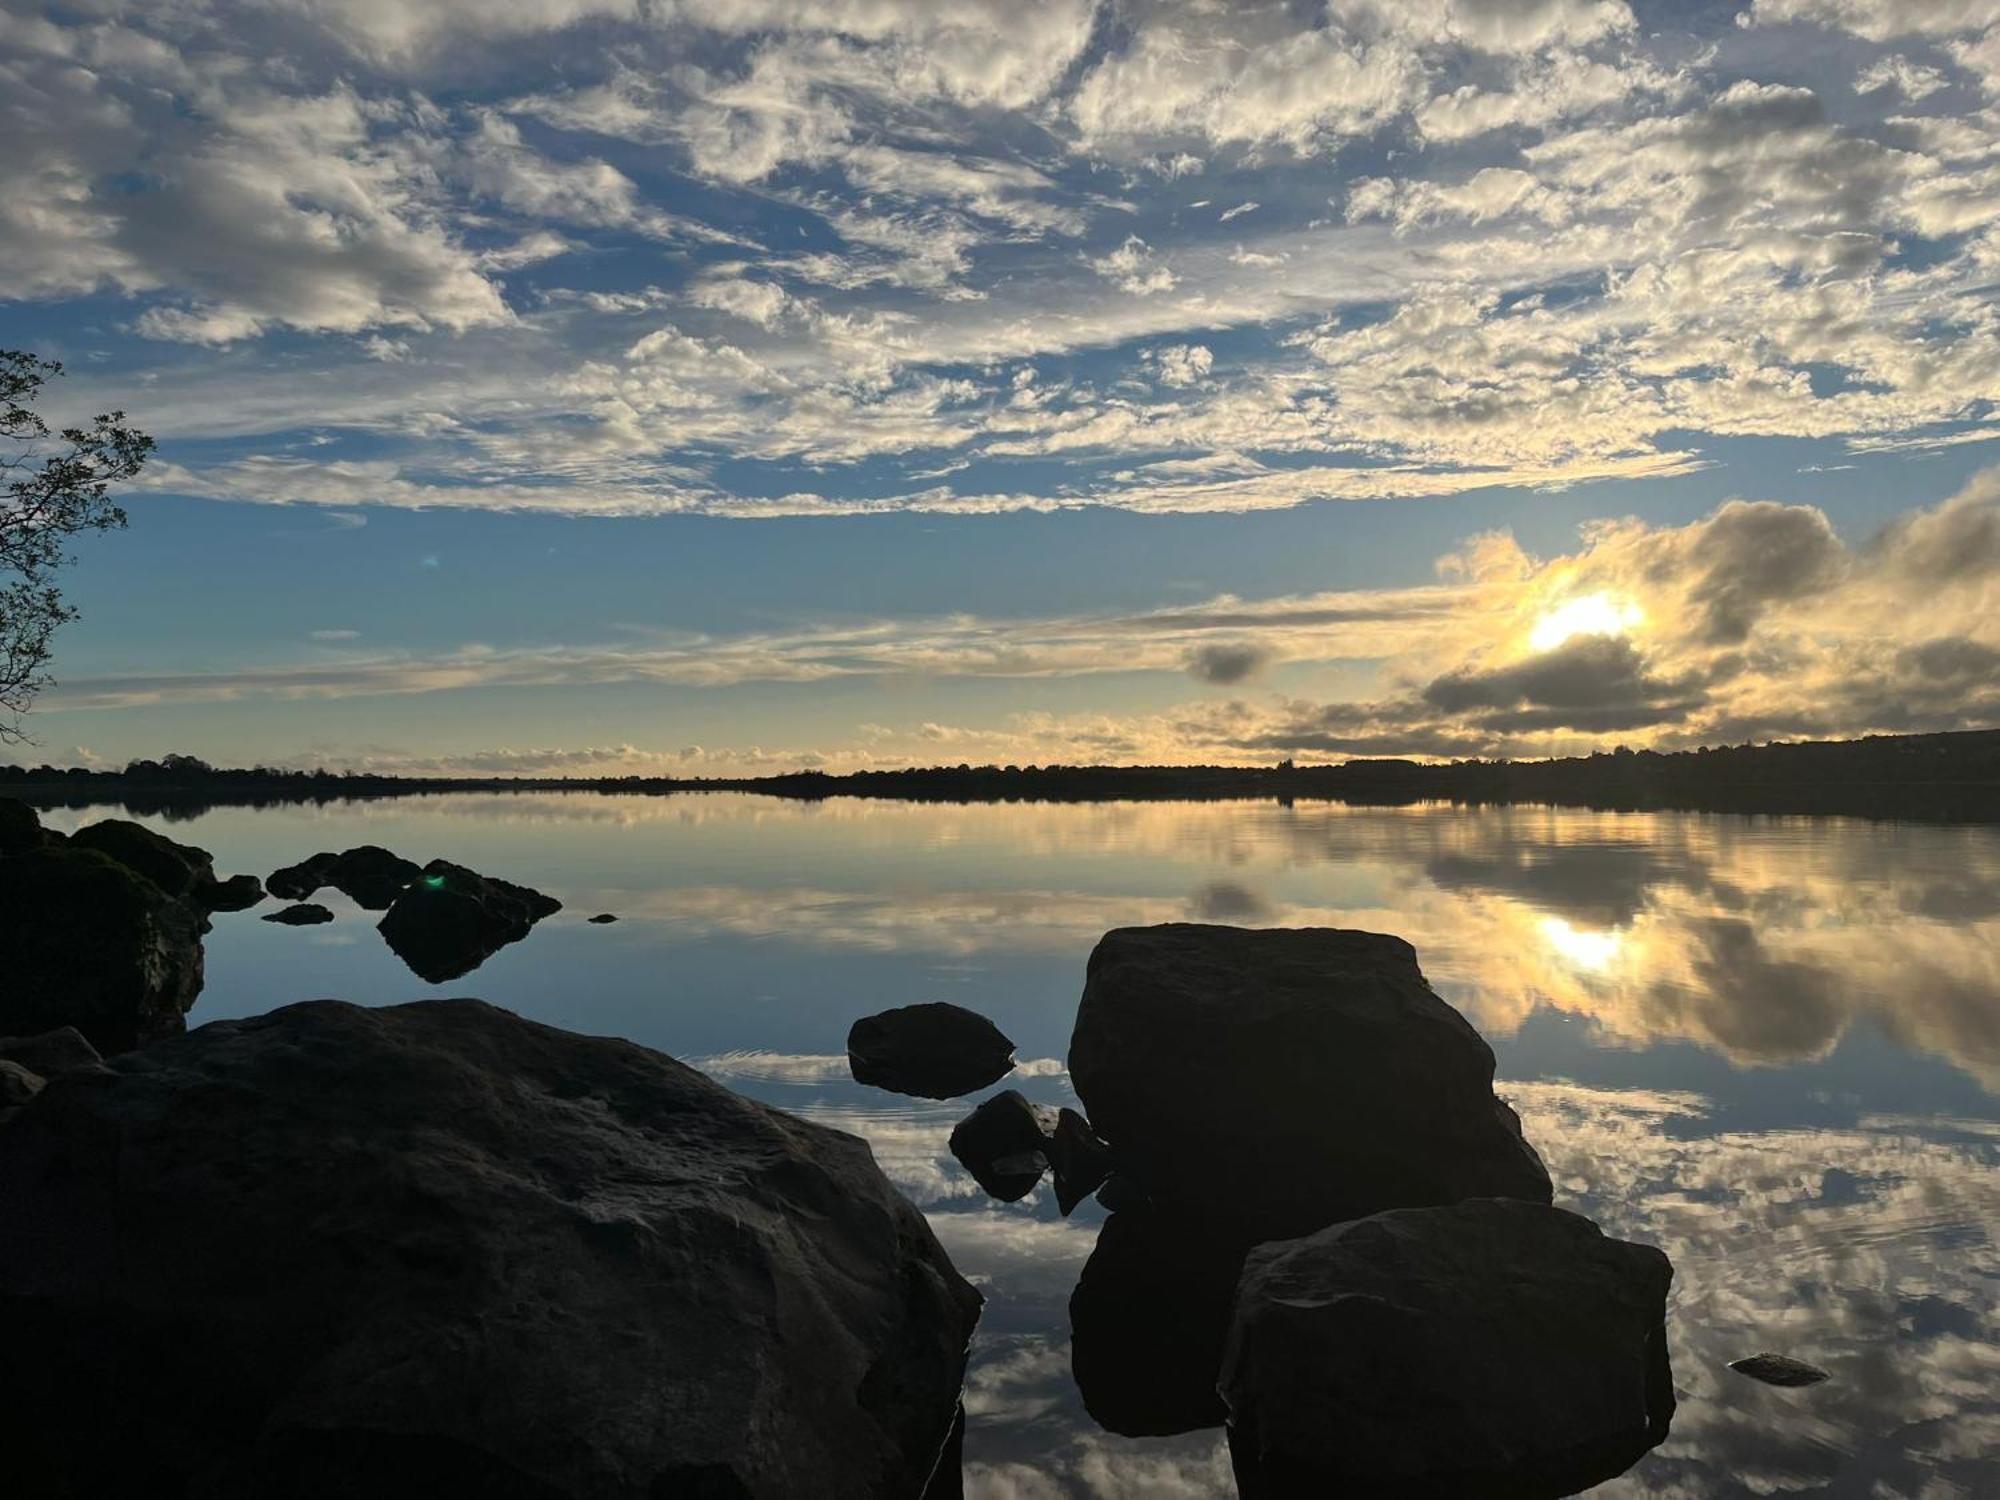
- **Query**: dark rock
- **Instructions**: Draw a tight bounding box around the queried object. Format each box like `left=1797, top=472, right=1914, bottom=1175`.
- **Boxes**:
left=587, top=913, right=619, bottom=924
left=267, top=850, right=338, bottom=901
left=1220, top=1198, right=1674, bottom=1499
left=848, top=1002, right=1017, bottom=1100
left=206, top=873, right=267, bottom=912
left=1068, top=925, right=1552, bottom=1239
left=0, top=797, right=51, bottom=854
left=0, top=1059, right=42, bottom=1108
left=947, top=1089, right=1052, bottom=1202
left=263, top=903, right=335, bottom=926
left=68, top=818, right=217, bottom=903
left=0, top=1027, right=104, bottom=1080
left=1049, top=1107, right=1112, bottom=1215
left=269, top=846, right=422, bottom=909
left=1096, top=1174, right=1150, bottom=1215
left=376, top=859, right=562, bottom=983
left=1069, top=1210, right=1246, bottom=1436
left=1728, top=1353, right=1829, bottom=1387
left=0, top=998, right=981, bottom=1499
left=0, top=846, right=206, bottom=1055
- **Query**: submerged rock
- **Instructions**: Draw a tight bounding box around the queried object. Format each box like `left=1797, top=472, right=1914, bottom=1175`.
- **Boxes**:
left=0, top=846, right=206, bottom=1055
left=0, top=998, right=981, bottom=1499
left=1220, top=1198, right=1674, bottom=1499
left=947, top=1089, right=1052, bottom=1201
left=262, top=903, right=335, bottom=926
left=1068, top=924, right=1552, bottom=1239
left=848, top=1002, right=1016, bottom=1099
left=1069, top=1210, right=1246, bottom=1437
left=376, top=859, right=562, bottom=983
left=1729, top=1353, right=1829, bottom=1387
left=1049, top=1107, right=1113, bottom=1215
left=268, top=846, right=422, bottom=910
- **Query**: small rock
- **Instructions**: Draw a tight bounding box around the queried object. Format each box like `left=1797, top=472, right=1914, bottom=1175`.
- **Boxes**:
left=1728, top=1353, right=1829, bottom=1387
left=205, top=873, right=266, bottom=913
left=1049, top=1108, right=1113, bottom=1215
left=847, top=1002, right=1017, bottom=1100
left=588, top=912, right=619, bottom=924
left=262, top=903, right=335, bottom=926
left=1220, top=1198, right=1675, bottom=1498
left=0, top=1027, right=104, bottom=1080
left=948, top=1089, right=1053, bottom=1201
left=269, top=846, right=421, bottom=909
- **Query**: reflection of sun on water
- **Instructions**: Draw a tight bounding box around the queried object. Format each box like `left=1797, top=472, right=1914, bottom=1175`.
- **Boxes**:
left=1530, top=592, right=1643, bottom=652
left=1539, top=916, right=1625, bottom=972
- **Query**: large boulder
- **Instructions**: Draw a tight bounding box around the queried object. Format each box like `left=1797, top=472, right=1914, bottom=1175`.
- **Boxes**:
left=377, top=860, right=562, bottom=983
left=847, top=1002, right=1017, bottom=1099
left=0, top=998, right=982, bottom=1499
left=1068, top=925, right=1551, bottom=1239
left=0, top=846, right=206, bottom=1054
left=68, top=818, right=217, bottom=902
left=1219, top=1199, right=1675, bottom=1499
left=268, top=846, right=422, bottom=909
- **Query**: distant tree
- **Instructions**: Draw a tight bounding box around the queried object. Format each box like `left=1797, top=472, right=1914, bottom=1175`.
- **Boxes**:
left=2, top=350, right=153, bottom=741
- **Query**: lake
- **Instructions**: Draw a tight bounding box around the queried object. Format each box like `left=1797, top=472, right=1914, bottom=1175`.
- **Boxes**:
left=37, top=792, right=2000, bottom=1499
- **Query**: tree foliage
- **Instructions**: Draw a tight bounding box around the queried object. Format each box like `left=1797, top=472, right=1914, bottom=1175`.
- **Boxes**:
left=2, top=350, right=153, bottom=741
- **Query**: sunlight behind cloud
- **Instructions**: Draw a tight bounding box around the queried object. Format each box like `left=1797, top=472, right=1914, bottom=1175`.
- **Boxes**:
left=1528, top=592, right=1644, bottom=652
left=1538, top=915, right=1626, bottom=972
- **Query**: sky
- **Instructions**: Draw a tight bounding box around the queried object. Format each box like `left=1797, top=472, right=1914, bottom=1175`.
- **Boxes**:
left=4, top=0, right=2000, bottom=775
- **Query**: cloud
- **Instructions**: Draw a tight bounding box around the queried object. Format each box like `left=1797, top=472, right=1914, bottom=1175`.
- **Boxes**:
left=308, top=628, right=361, bottom=641
left=1184, top=641, right=1273, bottom=685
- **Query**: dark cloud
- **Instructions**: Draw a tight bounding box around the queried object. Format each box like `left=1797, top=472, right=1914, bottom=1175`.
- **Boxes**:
left=1680, top=500, right=1845, bottom=643
left=1875, top=475, right=2000, bottom=585
left=1423, top=634, right=1701, bottom=726
left=1184, top=641, right=1272, bottom=684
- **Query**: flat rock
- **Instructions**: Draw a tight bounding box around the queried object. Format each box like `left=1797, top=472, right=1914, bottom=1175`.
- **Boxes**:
left=376, top=859, right=562, bottom=983
left=0, top=998, right=981, bottom=1499
left=263, top=903, right=335, bottom=926
left=848, top=1002, right=1016, bottom=1099
left=1068, top=924, right=1552, bottom=1239
left=1220, top=1198, right=1675, bottom=1499
left=947, top=1089, right=1052, bottom=1201
left=0, top=846, right=206, bottom=1055
left=1728, top=1353, right=1829, bottom=1387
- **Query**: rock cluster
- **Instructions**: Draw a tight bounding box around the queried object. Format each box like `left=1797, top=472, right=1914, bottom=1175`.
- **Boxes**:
left=267, top=845, right=422, bottom=909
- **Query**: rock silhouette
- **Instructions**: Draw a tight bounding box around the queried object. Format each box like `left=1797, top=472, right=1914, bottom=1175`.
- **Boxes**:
left=262, top=902, right=334, bottom=925
left=848, top=1002, right=1017, bottom=1099
left=268, top=845, right=422, bottom=909
left=587, top=912, right=619, bottom=924
left=205, top=872, right=266, bottom=911
left=1220, top=1199, right=1675, bottom=1499
left=0, top=832, right=206, bottom=1054
left=947, top=1089, right=1053, bottom=1201
left=68, top=818, right=218, bottom=901
left=376, top=859, right=562, bottom=982
left=0, top=998, right=981, bottom=1499
left=0, top=796, right=55, bottom=853
left=1729, top=1353, right=1830, bottom=1387
left=1048, top=1107, right=1113, bottom=1215
left=1068, top=924, right=1552, bottom=1239
left=0, top=1027, right=104, bottom=1081
left=1068, top=1209, right=1246, bottom=1436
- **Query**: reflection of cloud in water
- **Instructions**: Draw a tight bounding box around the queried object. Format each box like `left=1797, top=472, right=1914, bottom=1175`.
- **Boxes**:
left=1511, top=1083, right=2000, bottom=1498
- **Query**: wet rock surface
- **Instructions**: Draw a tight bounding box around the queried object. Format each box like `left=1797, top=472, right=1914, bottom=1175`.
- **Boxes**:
left=848, top=1002, right=1017, bottom=1099
left=948, top=1089, right=1053, bottom=1201
left=1220, top=1198, right=1675, bottom=1499
left=0, top=997, right=982, bottom=1500
left=262, top=902, right=335, bottom=925
left=376, top=859, right=562, bottom=982
left=1068, top=924, right=1552, bottom=1239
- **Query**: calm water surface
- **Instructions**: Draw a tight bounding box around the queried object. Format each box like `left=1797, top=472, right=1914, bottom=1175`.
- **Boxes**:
left=42, top=793, right=2000, bottom=1499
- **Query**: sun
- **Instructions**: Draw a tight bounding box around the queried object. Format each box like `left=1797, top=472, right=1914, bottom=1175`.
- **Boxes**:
left=1529, top=592, right=1643, bottom=652
left=1539, top=917, right=1624, bottom=972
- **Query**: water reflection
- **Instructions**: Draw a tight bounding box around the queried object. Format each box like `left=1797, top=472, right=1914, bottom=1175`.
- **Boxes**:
left=33, top=792, right=2000, bottom=1496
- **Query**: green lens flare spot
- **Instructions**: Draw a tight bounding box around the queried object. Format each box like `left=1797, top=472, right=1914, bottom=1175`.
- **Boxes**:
left=424, top=875, right=446, bottom=889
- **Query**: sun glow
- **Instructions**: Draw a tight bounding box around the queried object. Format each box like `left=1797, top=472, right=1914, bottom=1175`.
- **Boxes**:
left=1529, top=592, right=1644, bottom=652
left=1539, top=916, right=1625, bottom=972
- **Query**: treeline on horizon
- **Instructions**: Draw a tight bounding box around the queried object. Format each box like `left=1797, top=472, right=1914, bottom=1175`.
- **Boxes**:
left=5, top=729, right=2000, bottom=822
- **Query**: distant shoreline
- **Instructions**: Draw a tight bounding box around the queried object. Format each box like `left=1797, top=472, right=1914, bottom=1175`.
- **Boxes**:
left=7, top=727, right=2000, bottom=824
